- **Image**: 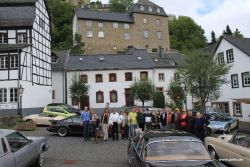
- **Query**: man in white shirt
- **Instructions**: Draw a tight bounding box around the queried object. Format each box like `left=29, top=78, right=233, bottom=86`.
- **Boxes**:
left=109, top=108, right=120, bottom=141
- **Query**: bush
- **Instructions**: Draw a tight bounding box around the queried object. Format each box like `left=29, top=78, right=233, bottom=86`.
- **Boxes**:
left=153, top=92, right=165, bottom=108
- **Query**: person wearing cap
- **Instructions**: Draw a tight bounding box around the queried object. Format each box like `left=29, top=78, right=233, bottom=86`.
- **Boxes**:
left=174, top=108, right=181, bottom=130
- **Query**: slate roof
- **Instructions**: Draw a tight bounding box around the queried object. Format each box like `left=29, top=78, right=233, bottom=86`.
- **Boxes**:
left=0, top=6, right=36, bottom=27
left=0, top=44, right=31, bottom=52
left=52, top=50, right=69, bottom=71
left=223, top=36, right=250, bottom=56
left=66, top=49, right=155, bottom=71
left=76, top=10, right=133, bottom=23
left=202, top=42, right=218, bottom=55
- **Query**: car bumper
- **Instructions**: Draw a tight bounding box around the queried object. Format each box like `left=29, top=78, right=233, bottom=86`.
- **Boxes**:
left=46, top=126, right=57, bottom=132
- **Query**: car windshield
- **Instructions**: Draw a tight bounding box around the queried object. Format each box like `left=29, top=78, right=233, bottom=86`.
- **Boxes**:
left=210, top=114, right=231, bottom=121
left=143, top=141, right=211, bottom=161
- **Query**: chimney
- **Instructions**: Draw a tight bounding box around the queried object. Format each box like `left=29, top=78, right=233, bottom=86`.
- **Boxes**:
left=159, top=47, right=165, bottom=58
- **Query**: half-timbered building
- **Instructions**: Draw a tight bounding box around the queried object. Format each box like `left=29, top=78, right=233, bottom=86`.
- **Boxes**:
left=0, top=0, right=52, bottom=116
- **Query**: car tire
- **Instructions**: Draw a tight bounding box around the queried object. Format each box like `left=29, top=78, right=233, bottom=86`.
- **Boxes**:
left=57, top=127, right=68, bottom=137
left=208, top=147, right=218, bottom=159
left=34, top=149, right=44, bottom=167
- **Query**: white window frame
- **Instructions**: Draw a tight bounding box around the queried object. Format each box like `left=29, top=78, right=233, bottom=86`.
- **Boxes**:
left=86, top=31, right=93, bottom=38
left=98, top=31, right=104, bottom=38
left=0, top=88, right=7, bottom=103
left=233, top=103, right=242, bottom=116
left=86, top=20, right=92, bottom=27
left=143, top=18, right=147, bottom=24
left=124, top=23, right=130, bottom=29
left=124, top=32, right=131, bottom=40
left=17, top=33, right=27, bottom=43
left=156, top=31, right=162, bottom=40
left=98, top=22, right=103, bottom=27
left=157, top=8, right=161, bottom=13
left=113, top=22, right=119, bottom=29
left=140, top=5, right=144, bottom=11
left=0, top=33, right=7, bottom=44
left=0, top=56, right=8, bottom=69
left=10, top=55, right=18, bottom=69
left=158, top=73, right=165, bottom=81
left=231, top=74, right=239, bottom=88
left=9, top=88, right=18, bottom=103
left=218, top=52, right=224, bottom=64
left=148, top=7, right=152, bottom=12
left=242, top=72, right=250, bottom=87
left=144, top=31, right=149, bottom=39
left=226, top=49, right=234, bottom=63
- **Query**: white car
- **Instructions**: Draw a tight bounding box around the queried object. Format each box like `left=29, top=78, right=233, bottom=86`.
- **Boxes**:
left=23, top=113, right=65, bottom=126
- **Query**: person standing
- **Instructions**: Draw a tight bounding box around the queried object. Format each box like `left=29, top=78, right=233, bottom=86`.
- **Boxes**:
left=187, top=111, right=195, bottom=134
left=160, top=109, right=167, bottom=130
left=137, top=108, right=145, bottom=131
left=119, top=110, right=125, bottom=139
left=180, top=110, right=188, bottom=131
left=90, top=109, right=99, bottom=137
left=144, top=108, right=152, bottom=130
left=124, top=110, right=130, bottom=139
left=129, top=108, right=138, bottom=139
left=166, top=108, right=174, bottom=129
left=101, top=108, right=110, bottom=141
left=109, top=109, right=120, bottom=141
left=81, top=106, right=90, bottom=141
left=195, top=112, right=209, bottom=142
left=174, top=108, right=181, bottom=130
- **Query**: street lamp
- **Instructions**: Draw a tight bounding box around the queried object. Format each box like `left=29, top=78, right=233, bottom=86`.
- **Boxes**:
left=18, top=85, right=24, bottom=117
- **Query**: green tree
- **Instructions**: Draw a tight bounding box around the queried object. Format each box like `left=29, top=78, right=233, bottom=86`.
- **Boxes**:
left=130, top=80, right=154, bottom=107
left=47, top=0, right=76, bottom=50
left=211, top=31, right=217, bottom=43
left=233, top=28, right=244, bottom=38
left=178, top=50, right=231, bottom=113
left=69, top=74, right=89, bottom=108
left=223, top=25, right=233, bottom=36
left=70, top=34, right=85, bottom=54
left=153, top=92, right=165, bottom=108
left=109, top=0, right=134, bottom=13
left=169, top=16, right=207, bottom=51
left=167, top=81, right=185, bottom=110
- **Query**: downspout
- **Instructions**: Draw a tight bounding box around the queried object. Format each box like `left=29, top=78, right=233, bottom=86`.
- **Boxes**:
left=64, top=49, right=70, bottom=104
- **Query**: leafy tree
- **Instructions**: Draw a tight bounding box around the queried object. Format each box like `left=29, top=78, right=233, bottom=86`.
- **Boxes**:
left=47, top=0, right=76, bottom=50
left=130, top=80, right=154, bottom=107
left=223, top=25, right=233, bottom=36
left=153, top=92, right=165, bottom=108
left=169, top=16, right=207, bottom=51
left=211, top=31, right=217, bottom=43
left=70, top=34, right=85, bottom=54
left=233, top=28, right=244, bottom=38
left=178, top=50, right=231, bottom=113
left=167, top=81, right=185, bottom=110
left=69, top=74, right=89, bottom=108
left=109, top=0, right=134, bottom=13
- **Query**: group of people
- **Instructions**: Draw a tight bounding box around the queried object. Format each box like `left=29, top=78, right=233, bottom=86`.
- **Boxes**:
left=80, top=106, right=209, bottom=142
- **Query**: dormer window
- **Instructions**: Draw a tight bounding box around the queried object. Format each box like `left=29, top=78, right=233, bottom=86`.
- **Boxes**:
left=140, top=5, right=144, bottom=11
left=149, top=7, right=152, bottom=12
left=157, top=8, right=160, bottom=13
left=17, top=33, right=27, bottom=43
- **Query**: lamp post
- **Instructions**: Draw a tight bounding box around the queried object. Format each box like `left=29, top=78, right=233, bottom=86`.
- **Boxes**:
left=18, top=85, right=24, bottom=118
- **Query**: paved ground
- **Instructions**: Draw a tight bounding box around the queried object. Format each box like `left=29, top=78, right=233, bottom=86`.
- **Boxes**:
left=20, top=127, right=129, bottom=167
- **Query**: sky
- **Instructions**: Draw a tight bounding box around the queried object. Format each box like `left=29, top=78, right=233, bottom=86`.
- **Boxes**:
left=98, top=0, right=250, bottom=42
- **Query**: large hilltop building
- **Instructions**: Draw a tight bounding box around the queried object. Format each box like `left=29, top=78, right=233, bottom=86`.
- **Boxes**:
left=73, top=0, right=170, bottom=54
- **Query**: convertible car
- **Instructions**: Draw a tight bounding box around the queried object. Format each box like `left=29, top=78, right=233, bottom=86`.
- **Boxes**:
left=128, top=130, right=226, bottom=167
left=23, top=113, right=65, bottom=126
left=206, top=113, right=238, bottom=135
left=205, top=122, right=250, bottom=167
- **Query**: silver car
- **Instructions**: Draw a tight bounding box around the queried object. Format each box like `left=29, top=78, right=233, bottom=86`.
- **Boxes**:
left=0, top=129, right=49, bottom=167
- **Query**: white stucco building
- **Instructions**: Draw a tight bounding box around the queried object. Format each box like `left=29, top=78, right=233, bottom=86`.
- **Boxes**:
left=212, top=36, right=250, bottom=121
left=0, top=0, right=52, bottom=116
left=52, top=48, right=186, bottom=110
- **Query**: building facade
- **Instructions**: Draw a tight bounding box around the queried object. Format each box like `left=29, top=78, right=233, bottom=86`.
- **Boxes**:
left=73, top=0, right=170, bottom=54
left=212, top=36, right=250, bottom=121
left=0, top=0, right=52, bottom=116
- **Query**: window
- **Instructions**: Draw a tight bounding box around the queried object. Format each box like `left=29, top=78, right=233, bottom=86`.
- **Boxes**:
left=218, top=52, right=224, bottom=64
left=144, top=31, right=149, bottom=39
left=158, top=73, right=165, bottom=81
left=96, top=91, right=104, bottom=103
left=1, top=138, right=8, bottom=154
left=124, top=32, right=131, bottom=40
left=39, top=18, right=45, bottom=29
left=10, top=55, right=18, bottom=69
left=242, top=72, right=250, bottom=87
left=156, top=87, right=164, bottom=94
left=98, top=31, right=104, bottom=38
left=143, top=18, right=147, bottom=24
left=140, top=5, right=144, bottom=11
left=96, top=74, right=103, bottom=83
left=149, top=7, right=152, bottom=12
left=140, top=71, right=148, bottom=80
left=0, top=33, right=7, bottom=44
left=125, top=72, right=132, bottom=81
left=233, top=102, right=242, bottom=116
left=10, top=88, right=18, bottom=102
left=98, top=22, right=103, bottom=27
left=109, top=73, right=117, bottom=82
left=152, top=48, right=158, bottom=52
left=124, top=23, right=130, bottom=29
left=86, top=20, right=92, bottom=27
left=226, top=49, right=234, bottom=63
left=17, top=33, right=27, bottom=43
left=157, top=8, right=160, bottom=13
left=86, top=31, right=93, bottom=38
left=0, top=56, right=9, bottom=69
left=156, top=19, right=160, bottom=25
left=80, top=75, right=88, bottom=83
left=231, top=74, right=239, bottom=88
left=110, top=90, right=118, bottom=103
left=0, top=88, right=7, bottom=103
left=113, top=22, right=118, bottom=29
left=6, top=132, right=29, bottom=153
left=214, top=102, right=229, bottom=113
left=156, top=31, right=162, bottom=39
left=52, top=90, right=55, bottom=99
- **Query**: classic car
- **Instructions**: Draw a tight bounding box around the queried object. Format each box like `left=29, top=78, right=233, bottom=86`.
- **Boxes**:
left=0, top=129, right=48, bottom=167
left=128, top=130, right=226, bottom=167
left=23, top=113, right=65, bottom=126
left=205, top=122, right=250, bottom=167
left=206, top=113, right=238, bottom=135
left=46, top=103, right=80, bottom=114
left=43, top=105, right=77, bottom=117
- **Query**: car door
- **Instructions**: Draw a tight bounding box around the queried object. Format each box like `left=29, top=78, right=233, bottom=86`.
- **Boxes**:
left=5, top=132, right=36, bottom=167
left=69, top=116, right=83, bottom=134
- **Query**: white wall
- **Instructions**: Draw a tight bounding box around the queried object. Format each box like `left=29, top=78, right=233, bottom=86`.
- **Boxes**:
left=52, top=71, right=65, bottom=103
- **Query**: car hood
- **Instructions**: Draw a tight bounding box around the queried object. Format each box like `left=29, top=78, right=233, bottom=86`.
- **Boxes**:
left=208, top=121, right=228, bottom=129
left=146, top=160, right=220, bottom=167
left=23, top=114, right=39, bottom=119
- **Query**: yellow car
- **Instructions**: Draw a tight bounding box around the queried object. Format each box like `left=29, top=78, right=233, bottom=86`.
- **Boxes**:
left=43, top=106, right=76, bottom=117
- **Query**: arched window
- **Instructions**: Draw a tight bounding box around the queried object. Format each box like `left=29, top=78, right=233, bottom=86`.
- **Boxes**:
left=96, top=91, right=104, bottom=103
left=125, top=72, right=133, bottom=81
left=110, top=90, right=118, bottom=103
left=109, top=73, right=117, bottom=82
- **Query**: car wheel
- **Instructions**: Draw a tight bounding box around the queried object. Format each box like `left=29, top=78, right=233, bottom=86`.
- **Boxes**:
left=208, top=147, right=218, bottom=159
left=34, top=149, right=44, bottom=167
left=57, top=127, right=68, bottom=137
